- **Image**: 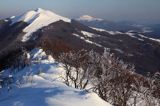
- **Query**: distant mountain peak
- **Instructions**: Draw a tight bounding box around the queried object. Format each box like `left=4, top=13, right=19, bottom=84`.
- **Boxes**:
left=77, top=15, right=103, bottom=21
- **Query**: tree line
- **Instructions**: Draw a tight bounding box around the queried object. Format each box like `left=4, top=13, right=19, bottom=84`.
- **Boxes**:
left=58, top=49, right=160, bottom=106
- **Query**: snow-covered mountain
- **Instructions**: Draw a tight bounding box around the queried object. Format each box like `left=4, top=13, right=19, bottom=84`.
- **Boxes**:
left=77, top=15, right=103, bottom=22
left=0, top=8, right=160, bottom=75
left=76, top=15, right=154, bottom=34
left=76, top=15, right=160, bottom=39
left=11, top=8, right=70, bottom=42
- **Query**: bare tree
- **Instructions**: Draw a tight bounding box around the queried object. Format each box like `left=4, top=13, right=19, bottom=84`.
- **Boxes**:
left=59, top=49, right=160, bottom=106
left=141, top=73, right=160, bottom=106
left=59, top=50, right=93, bottom=89
left=12, top=48, right=31, bottom=71
left=91, top=49, right=136, bottom=106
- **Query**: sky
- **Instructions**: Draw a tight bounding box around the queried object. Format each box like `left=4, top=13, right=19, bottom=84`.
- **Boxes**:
left=0, top=0, right=160, bottom=24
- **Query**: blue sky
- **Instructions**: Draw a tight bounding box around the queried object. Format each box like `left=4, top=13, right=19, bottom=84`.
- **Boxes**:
left=0, top=0, right=160, bottom=24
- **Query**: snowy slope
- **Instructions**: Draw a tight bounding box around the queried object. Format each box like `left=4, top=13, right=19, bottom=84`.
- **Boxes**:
left=92, top=27, right=160, bottom=43
left=11, top=8, right=71, bottom=42
left=73, top=33, right=103, bottom=47
left=91, top=27, right=123, bottom=35
left=0, top=48, right=111, bottom=106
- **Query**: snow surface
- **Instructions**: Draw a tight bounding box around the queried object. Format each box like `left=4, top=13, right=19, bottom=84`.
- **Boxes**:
left=73, top=33, right=103, bottom=47
left=0, top=48, right=111, bottom=106
left=77, top=15, right=103, bottom=21
left=114, top=48, right=124, bottom=54
left=81, top=31, right=100, bottom=38
left=91, top=27, right=123, bottom=35
left=125, top=32, right=144, bottom=41
left=92, top=27, right=160, bottom=43
left=11, top=8, right=71, bottom=42
left=138, top=34, right=160, bottom=43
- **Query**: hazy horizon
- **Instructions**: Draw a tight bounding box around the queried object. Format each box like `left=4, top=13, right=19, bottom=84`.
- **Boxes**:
left=0, top=0, right=160, bottom=24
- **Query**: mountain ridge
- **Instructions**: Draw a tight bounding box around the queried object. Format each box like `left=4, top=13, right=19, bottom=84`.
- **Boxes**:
left=0, top=8, right=160, bottom=75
